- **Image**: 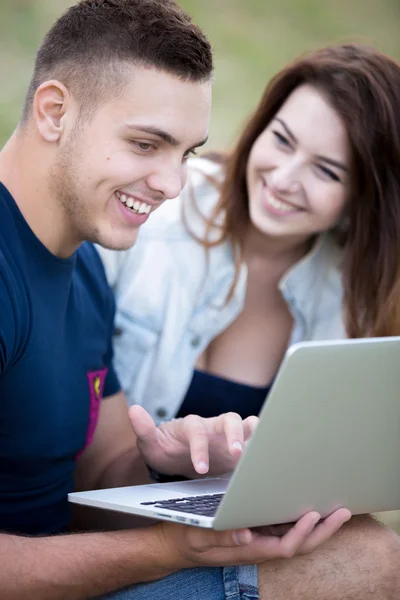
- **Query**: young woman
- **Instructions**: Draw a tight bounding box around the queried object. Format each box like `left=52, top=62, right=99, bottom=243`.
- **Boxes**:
left=100, top=43, right=400, bottom=425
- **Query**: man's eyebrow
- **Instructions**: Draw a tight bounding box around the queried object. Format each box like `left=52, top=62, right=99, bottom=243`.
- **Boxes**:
left=274, top=117, right=348, bottom=172
left=125, top=124, right=180, bottom=146
left=124, top=124, right=208, bottom=150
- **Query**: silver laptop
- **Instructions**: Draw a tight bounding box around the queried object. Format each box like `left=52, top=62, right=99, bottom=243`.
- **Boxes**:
left=69, top=337, right=400, bottom=530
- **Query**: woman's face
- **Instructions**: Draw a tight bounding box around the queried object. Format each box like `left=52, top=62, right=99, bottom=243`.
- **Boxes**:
left=246, top=84, right=351, bottom=243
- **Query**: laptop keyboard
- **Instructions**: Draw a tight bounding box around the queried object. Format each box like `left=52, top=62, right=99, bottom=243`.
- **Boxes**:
left=140, top=493, right=224, bottom=516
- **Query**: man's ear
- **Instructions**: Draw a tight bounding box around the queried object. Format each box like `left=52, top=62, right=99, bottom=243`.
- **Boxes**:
left=33, top=80, right=71, bottom=143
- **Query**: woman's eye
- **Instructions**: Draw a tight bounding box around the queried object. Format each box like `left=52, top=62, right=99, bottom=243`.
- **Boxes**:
left=317, top=164, right=341, bottom=182
left=272, top=131, right=291, bottom=147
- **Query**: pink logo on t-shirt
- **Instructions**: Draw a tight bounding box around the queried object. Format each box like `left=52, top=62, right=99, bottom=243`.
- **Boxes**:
left=76, top=367, right=108, bottom=459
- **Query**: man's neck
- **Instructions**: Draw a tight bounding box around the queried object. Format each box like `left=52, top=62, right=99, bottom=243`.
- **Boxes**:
left=0, top=128, right=78, bottom=258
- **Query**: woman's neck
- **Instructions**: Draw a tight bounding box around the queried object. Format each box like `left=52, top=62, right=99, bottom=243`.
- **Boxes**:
left=242, top=224, right=315, bottom=279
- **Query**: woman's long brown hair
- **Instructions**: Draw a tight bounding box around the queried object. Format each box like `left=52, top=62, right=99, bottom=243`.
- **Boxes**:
left=187, top=44, right=400, bottom=337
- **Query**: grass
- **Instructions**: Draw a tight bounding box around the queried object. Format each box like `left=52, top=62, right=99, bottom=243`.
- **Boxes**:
left=0, top=0, right=399, bottom=533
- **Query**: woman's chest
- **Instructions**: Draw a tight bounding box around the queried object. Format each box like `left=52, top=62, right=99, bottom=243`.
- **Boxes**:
left=199, top=284, right=293, bottom=386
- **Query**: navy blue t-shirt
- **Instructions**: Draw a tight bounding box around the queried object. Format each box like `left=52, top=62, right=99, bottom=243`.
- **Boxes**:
left=0, top=183, right=120, bottom=535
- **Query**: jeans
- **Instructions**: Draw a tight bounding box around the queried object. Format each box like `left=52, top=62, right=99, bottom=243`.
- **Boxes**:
left=98, top=564, right=259, bottom=599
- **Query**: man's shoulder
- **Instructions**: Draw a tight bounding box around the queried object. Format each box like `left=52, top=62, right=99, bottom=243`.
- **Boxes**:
left=0, top=246, right=30, bottom=371
left=0, top=183, right=35, bottom=306
left=0, top=238, right=29, bottom=309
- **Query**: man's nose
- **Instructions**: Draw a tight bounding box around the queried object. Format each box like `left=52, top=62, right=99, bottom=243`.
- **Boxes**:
left=146, top=163, right=185, bottom=200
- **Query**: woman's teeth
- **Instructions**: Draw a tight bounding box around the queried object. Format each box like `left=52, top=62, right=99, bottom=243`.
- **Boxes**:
left=265, top=192, right=298, bottom=213
left=116, top=191, right=151, bottom=214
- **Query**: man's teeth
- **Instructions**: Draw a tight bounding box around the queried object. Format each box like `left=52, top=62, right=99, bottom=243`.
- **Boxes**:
left=265, top=192, right=297, bottom=213
left=116, top=192, right=151, bottom=214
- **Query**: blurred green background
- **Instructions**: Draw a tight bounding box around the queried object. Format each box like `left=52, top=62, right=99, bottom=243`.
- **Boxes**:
left=1, top=0, right=400, bottom=148
left=1, top=0, right=399, bottom=532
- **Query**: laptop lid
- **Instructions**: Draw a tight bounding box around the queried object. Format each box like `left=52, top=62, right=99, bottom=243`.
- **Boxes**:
left=69, top=337, right=400, bottom=530
left=212, top=337, right=400, bottom=529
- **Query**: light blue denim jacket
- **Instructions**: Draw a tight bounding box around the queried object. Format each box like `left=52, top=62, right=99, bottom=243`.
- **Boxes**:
left=99, top=158, right=346, bottom=425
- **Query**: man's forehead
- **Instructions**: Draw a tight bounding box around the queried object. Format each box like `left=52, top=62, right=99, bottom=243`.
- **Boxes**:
left=106, top=73, right=211, bottom=146
left=116, top=65, right=211, bottom=105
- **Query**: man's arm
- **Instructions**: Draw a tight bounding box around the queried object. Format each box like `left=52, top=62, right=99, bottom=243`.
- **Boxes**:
left=0, top=526, right=175, bottom=600
left=0, top=503, right=350, bottom=600
left=0, top=393, right=352, bottom=599
left=72, top=390, right=154, bottom=531
left=0, top=392, right=169, bottom=600
left=74, top=391, right=152, bottom=493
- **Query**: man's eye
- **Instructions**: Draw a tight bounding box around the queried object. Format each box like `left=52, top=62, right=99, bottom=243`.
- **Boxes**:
left=132, top=141, right=155, bottom=152
left=183, top=149, right=198, bottom=162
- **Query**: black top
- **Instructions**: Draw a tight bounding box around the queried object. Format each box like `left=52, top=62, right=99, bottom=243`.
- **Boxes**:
left=176, top=369, right=272, bottom=420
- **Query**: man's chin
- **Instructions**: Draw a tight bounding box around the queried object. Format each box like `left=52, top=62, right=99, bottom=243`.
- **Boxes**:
left=93, top=229, right=140, bottom=251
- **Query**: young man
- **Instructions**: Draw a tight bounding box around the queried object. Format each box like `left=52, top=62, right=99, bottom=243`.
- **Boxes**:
left=0, top=1, right=397, bottom=599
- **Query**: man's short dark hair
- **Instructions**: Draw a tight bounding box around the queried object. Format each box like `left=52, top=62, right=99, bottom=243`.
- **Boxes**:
left=22, top=0, right=213, bottom=122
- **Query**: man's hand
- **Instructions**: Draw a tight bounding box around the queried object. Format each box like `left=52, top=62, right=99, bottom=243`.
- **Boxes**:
left=155, top=508, right=352, bottom=569
left=130, top=406, right=352, bottom=570
left=129, top=405, right=258, bottom=477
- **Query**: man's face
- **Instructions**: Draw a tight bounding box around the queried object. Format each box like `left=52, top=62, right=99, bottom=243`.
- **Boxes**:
left=50, top=66, right=211, bottom=250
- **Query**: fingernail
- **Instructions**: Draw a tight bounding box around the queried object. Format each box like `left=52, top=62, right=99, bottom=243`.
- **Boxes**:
left=232, top=441, right=242, bottom=451
left=197, top=461, right=208, bottom=473
left=233, top=530, right=252, bottom=545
